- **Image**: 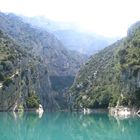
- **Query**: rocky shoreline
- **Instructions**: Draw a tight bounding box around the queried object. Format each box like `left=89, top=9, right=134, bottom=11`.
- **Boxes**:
left=78, top=106, right=140, bottom=118
left=109, top=106, right=140, bottom=118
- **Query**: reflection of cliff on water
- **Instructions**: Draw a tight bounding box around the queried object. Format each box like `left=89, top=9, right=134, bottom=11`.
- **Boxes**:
left=42, top=112, right=140, bottom=140
left=61, top=113, right=140, bottom=140
left=0, top=112, right=43, bottom=140
left=0, top=112, right=140, bottom=140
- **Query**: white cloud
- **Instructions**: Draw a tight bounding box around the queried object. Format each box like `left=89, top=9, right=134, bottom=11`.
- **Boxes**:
left=0, top=0, right=140, bottom=37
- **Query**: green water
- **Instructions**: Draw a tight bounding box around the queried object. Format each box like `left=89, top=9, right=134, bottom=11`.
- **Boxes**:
left=0, top=112, right=140, bottom=140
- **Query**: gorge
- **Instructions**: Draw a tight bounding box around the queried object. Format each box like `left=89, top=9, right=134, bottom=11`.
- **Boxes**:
left=0, top=12, right=140, bottom=113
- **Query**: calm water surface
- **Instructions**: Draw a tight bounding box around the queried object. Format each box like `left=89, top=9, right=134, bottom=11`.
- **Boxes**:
left=0, top=112, right=140, bottom=140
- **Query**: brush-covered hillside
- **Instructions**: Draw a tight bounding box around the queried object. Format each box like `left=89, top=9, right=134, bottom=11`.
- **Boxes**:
left=69, top=21, right=140, bottom=109
left=0, top=12, right=86, bottom=110
left=0, top=30, right=52, bottom=111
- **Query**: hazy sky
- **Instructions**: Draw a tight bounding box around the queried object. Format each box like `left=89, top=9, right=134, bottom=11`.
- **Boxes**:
left=0, top=0, right=140, bottom=37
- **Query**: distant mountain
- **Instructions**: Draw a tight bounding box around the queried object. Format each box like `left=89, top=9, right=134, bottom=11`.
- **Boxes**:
left=54, top=29, right=116, bottom=55
left=68, top=21, right=140, bottom=109
left=22, top=16, right=118, bottom=55
left=0, top=12, right=86, bottom=110
left=22, top=16, right=77, bottom=32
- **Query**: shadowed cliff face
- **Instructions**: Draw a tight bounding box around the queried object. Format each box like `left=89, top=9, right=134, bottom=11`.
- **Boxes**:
left=0, top=30, right=49, bottom=110
left=0, top=29, right=64, bottom=111
left=0, top=12, right=86, bottom=110
left=69, top=21, right=140, bottom=109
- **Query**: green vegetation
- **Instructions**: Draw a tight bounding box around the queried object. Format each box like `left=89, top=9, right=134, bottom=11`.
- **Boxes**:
left=18, top=104, right=24, bottom=112
left=69, top=22, right=140, bottom=109
left=26, top=91, right=40, bottom=108
left=0, top=12, right=86, bottom=110
left=3, top=77, right=13, bottom=86
left=1, top=12, right=140, bottom=111
left=0, top=73, right=4, bottom=81
left=0, top=29, right=45, bottom=110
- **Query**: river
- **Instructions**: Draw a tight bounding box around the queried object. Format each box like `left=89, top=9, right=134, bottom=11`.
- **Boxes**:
left=0, top=112, right=140, bottom=140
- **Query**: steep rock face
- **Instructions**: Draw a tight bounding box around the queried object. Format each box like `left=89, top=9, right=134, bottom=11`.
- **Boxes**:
left=0, top=12, right=86, bottom=110
left=0, top=30, right=51, bottom=110
left=0, top=13, right=86, bottom=75
left=69, top=22, right=140, bottom=109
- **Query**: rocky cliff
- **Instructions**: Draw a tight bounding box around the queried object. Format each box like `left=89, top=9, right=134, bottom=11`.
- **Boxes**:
left=69, top=22, right=140, bottom=109
left=0, top=12, right=86, bottom=110
left=0, top=30, right=51, bottom=111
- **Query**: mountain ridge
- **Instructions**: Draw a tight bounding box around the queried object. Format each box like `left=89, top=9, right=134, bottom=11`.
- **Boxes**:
left=22, top=16, right=118, bottom=55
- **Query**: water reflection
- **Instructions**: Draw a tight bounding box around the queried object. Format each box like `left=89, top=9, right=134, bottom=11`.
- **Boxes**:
left=38, top=111, right=43, bottom=118
left=0, top=112, right=140, bottom=140
left=12, top=111, right=24, bottom=120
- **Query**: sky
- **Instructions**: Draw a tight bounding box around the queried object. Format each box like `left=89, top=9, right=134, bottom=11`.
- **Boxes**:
left=0, top=0, right=140, bottom=37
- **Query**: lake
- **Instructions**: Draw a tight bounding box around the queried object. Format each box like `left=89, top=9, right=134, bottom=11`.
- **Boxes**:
left=0, top=112, right=140, bottom=140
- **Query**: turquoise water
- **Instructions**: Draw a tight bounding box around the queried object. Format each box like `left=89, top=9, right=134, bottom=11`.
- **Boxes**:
left=0, top=112, right=140, bottom=140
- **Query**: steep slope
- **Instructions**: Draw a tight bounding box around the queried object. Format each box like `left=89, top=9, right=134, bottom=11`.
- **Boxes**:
left=22, top=16, right=117, bottom=55
left=0, top=12, right=86, bottom=75
left=0, top=12, right=86, bottom=110
left=69, top=22, right=140, bottom=109
left=0, top=30, right=53, bottom=111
